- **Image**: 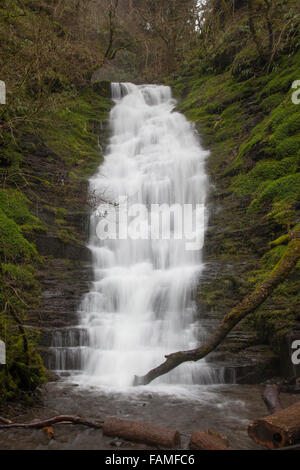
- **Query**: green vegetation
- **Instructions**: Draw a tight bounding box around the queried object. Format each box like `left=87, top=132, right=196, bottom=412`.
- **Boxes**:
left=40, top=89, right=111, bottom=181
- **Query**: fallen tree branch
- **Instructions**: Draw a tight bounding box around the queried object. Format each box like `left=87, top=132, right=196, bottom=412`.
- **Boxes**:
left=134, top=233, right=300, bottom=385
left=0, top=415, right=104, bottom=429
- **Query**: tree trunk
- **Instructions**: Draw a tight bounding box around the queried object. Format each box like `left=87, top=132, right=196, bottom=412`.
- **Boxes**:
left=103, top=418, right=181, bottom=448
left=189, top=430, right=231, bottom=450
left=248, top=402, right=300, bottom=449
left=134, top=235, right=300, bottom=385
left=262, top=384, right=283, bottom=415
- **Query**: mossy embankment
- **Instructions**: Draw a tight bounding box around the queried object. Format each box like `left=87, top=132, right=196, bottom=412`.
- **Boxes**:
left=0, top=85, right=111, bottom=402
left=172, top=40, right=300, bottom=372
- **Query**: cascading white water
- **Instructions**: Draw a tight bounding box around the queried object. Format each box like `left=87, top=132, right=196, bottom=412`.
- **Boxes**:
left=76, top=83, right=223, bottom=389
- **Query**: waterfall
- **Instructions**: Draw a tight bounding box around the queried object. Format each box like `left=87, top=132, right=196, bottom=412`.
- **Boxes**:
left=72, top=83, right=224, bottom=389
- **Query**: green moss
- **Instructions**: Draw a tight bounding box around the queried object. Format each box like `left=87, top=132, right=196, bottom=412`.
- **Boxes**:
left=270, top=105, right=300, bottom=146
left=237, top=118, right=268, bottom=162
left=0, top=92, right=111, bottom=400
left=250, top=173, right=300, bottom=214
left=276, top=135, right=300, bottom=158
left=260, top=93, right=284, bottom=113
left=0, top=259, right=45, bottom=401
left=0, top=189, right=42, bottom=229
left=260, top=53, right=300, bottom=97
left=246, top=243, right=300, bottom=353
left=0, top=209, right=37, bottom=263
left=0, top=0, right=114, bottom=401
left=270, top=234, right=290, bottom=247
left=0, top=141, right=23, bottom=167
left=2, top=263, right=38, bottom=289
left=38, top=89, right=111, bottom=179
left=262, top=245, right=288, bottom=269
left=233, top=157, right=299, bottom=197
left=253, top=309, right=295, bottom=352
left=0, top=315, right=46, bottom=401
left=231, top=44, right=259, bottom=81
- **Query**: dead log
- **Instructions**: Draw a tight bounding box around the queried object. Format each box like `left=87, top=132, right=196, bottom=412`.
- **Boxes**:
left=0, top=415, right=103, bottom=429
left=134, top=235, right=300, bottom=385
left=262, top=384, right=283, bottom=415
left=103, top=417, right=181, bottom=448
left=248, top=402, right=300, bottom=449
left=189, top=430, right=231, bottom=450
